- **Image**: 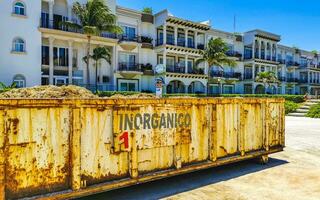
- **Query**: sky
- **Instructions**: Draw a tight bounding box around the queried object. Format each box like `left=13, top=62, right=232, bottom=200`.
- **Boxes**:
left=117, top=0, right=320, bottom=51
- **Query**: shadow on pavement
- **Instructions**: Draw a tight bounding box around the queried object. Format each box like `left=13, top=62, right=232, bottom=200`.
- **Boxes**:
left=78, top=157, right=288, bottom=200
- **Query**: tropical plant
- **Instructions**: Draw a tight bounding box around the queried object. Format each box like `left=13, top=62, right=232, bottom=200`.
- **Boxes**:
left=141, top=36, right=153, bottom=43
left=62, top=0, right=122, bottom=84
left=83, top=46, right=111, bottom=92
left=306, top=103, right=320, bottom=118
left=195, top=37, right=237, bottom=94
left=142, top=7, right=153, bottom=14
left=285, top=101, right=299, bottom=115
left=0, top=82, right=16, bottom=92
left=255, top=71, right=279, bottom=94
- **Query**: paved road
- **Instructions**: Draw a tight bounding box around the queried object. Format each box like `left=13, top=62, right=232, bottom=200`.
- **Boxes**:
left=80, top=117, right=320, bottom=200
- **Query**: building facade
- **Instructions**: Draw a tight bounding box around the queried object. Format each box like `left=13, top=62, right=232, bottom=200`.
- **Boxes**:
left=1, top=0, right=320, bottom=95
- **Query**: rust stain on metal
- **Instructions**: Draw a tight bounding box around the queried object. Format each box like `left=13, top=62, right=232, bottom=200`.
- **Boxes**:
left=0, top=98, right=285, bottom=200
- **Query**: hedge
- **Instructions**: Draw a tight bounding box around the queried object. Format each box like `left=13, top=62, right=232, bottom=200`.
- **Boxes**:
left=306, top=103, right=320, bottom=118
left=217, top=94, right=305, bottom=103
left=284, top=101, right=299, bottom=114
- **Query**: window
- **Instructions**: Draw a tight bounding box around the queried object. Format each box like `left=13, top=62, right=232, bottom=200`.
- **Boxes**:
left=13, top=74, right=26, bottom=88
left=121, top=25, right=136, bottom=40
left=41, top=46, right=49, bottom=65
left=14, top=1, right=25, bottom=15
left=53, top=47, right=69, bottom=66
left=12, top=38, right=25, bottom=52
left=223, top=85, right=234, bottom=94
left=118, top=79, right=138, bottom=91
left=119, top=53, right=136, bottom=70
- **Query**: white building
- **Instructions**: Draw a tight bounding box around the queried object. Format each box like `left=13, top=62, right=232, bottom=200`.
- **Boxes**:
left=1, top=0, right=320, bottom=95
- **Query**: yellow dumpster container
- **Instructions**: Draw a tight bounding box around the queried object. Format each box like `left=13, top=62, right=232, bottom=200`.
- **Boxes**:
left=0, top=98, right=285, bottom=199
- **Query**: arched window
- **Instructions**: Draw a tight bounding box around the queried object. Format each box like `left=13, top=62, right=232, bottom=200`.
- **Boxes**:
left=13, top=74, right=26, bottom=88
left=13, top=1, right=25, bottom=15
left=12, top=38, right=25, bottom=52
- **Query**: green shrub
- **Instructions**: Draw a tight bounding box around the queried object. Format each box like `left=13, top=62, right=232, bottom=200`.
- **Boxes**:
left=218, top=94, right=304, bottom=103
left=142, top=7, right=153, bottom=14
left=284, top=101, right=299, bottom=114
left=306, top=103, right=320, bottom=118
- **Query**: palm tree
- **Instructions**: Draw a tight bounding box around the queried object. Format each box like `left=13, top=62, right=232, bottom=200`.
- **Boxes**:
left=63, top=0, right=122, bottom=84
left=255, top=71, right=279, bottom=94
left=0, top=82, right=16, bottom=92
left=196, top=38, right=237, bottom=94
left=83, top=46, right=111, bottom=93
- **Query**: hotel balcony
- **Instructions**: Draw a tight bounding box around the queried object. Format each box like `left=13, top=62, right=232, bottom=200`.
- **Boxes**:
left=299, top=79, right=309, bottom=84
left=286, top=61, right=300, bottom=68
left=226, top=50, right=242, bottom=60
left=166, top=65, right=186, bottom=74
left=224, top=72, right=242, bottom=80
left=210, top=70, right=224, bottom=78
left=155, top=37, right=202, bottom=50
left=210, top=71, right=241, bottom=82
left=40, top=17, right=118, bottom=40
left=118, top=34, right=141, bottom=51
left=165, top=65, right=205, bottom=75
left=287, top=78, right=299, bottom=83
left=118, top=62, right=142, bottom=74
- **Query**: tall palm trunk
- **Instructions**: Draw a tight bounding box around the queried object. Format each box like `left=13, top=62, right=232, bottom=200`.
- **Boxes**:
left=86, top=36, right=91, bottom=85
left=207, top=66, right=211, bottom=95
left=95, top=61, right=98, bottom=93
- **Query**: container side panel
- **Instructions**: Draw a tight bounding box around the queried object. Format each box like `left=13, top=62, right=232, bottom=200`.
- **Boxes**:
left=216, top=104, right=240, bottom=158
left=6, top=108, right=70, bottom=199
left=138, top=147, right=174, bottom=173
left=268, top=103, right=282, bottom=147
left=242, top=104, right=263, bottom=152
left=80, top=107, right=129, bottom=186
left=181, top=105, right=209, bottom=164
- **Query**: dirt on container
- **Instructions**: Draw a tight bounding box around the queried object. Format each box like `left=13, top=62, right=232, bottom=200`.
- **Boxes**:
left=0, top=85, right=98, bottom=99
left=109, top=93, right=156, bottom=99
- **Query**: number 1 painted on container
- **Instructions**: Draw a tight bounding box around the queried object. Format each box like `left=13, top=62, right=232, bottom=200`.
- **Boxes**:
left=119, top=131, right=129, bottom=149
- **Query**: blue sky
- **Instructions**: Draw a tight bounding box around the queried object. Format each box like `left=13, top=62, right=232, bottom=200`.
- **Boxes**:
left=117, top=0, right=320, bottom=51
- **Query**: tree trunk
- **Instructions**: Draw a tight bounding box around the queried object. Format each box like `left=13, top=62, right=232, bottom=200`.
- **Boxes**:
left=86, top=36, right=91, bottom=85
left=207, top=66, right=211, bottom=96
left=95, top=61, right=98, bottom=93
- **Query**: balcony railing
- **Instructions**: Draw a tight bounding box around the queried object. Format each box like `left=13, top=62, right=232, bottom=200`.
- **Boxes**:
left=40, top=18, right=118, bottom=39
left=224, top=72, right=242, bottom=79
left=287, top=78, right=299, bottom=82
left=226, top=51, right=242, bottom=58
left=188, top=42, right=195, bottom=49
left=118, top=34, right=140, bottom=42
left=210, top=71, right=224, bottom=78
left=210, top=71, right=241, bottom=79
left=177, top=38, right=185, bottom=47
left=299, top=79, right=308, bottom=84
left=155, top=38, right=201, bottom=49
left=188, top=68, right=205, bottom=75
left=166, top=65, right=186, bottom=73
left=118, top=62, right=142, bottom=72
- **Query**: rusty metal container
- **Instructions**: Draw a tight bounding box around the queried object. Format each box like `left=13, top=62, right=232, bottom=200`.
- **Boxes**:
left=0, top=98, right=285, bottom=199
